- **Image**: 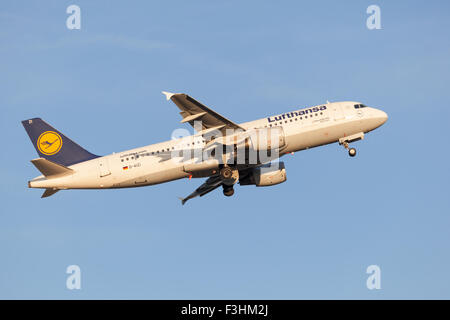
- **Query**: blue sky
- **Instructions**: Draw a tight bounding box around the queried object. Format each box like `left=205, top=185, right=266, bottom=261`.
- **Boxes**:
left=1, top=0, right=450, bottom=299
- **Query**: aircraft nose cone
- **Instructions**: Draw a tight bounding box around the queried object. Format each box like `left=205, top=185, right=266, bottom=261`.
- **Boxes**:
left=372, top=109, right=388, bottom=127
left=367, top=108, right=388, bottom=130
left=379, top=110, right=388, bottom=125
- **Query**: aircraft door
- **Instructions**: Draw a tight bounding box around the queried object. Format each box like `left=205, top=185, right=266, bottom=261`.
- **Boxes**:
left=99, top=158, right=111, bottom=177
left=333, top=105, right=345, bottom=121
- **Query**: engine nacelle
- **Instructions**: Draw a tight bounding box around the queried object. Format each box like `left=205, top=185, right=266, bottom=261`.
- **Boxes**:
left=240, top=162, right=287, bottom=187
left=247, top=127, right=286, bottom=151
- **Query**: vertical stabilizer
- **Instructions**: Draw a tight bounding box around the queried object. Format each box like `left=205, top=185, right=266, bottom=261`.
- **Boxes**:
left=22, top=118, right=99, bottom=166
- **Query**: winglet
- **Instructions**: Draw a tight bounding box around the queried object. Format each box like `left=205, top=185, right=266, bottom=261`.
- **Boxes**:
left=178, top=196, right=187, bottom=205
left=162, top=91, right=176, bottom=101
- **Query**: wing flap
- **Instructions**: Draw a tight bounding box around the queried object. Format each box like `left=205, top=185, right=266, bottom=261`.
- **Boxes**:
left=163, top=92, right=244, bottom=133
left=180, top=112, right=207, bottom=123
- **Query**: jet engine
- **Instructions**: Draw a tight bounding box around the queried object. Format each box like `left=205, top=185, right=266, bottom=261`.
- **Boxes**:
left=240, top=162, right=287, bottom=187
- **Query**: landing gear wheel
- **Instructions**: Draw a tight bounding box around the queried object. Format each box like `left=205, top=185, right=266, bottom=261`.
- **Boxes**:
left=223, top=185, right=234, bottom=197
left=220, top=166, right=233, bottom=180
left=348, top=148, right=357, bottom=157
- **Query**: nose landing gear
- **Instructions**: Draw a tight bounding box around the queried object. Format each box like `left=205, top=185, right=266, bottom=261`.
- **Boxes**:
left=339, top=133, right=364, bottom=158
left=348, top=147, right=357, bottom=157
left=341, top=141, right=357, bottom=157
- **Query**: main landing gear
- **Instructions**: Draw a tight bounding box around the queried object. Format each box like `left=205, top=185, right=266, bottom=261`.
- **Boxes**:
left=220, top=166, right=238, bottom=197
left=223, top=185, right=234, bottom=197
left=220, top=166, right=233, bottom=180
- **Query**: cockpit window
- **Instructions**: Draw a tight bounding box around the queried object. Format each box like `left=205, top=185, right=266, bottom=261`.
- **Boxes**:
left=354, top=104, right=368, bottom=109
left=354, top=104, right=360, bottom=109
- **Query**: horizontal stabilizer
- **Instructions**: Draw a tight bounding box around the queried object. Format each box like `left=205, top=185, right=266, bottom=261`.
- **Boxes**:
left=41, top=188, right=59, bottom=198
left=31, top=158, right=74, bottom=177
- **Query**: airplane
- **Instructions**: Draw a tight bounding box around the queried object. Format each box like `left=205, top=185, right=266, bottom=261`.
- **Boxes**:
left=22, top=92, right=388, bottom=204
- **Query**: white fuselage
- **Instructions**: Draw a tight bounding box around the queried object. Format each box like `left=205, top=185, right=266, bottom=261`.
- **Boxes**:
left=29, top=101, right=388, bottom=190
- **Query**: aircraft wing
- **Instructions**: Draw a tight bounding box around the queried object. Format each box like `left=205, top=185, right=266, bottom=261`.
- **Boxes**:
left=179, top=175, right=223, bottom=205
left=162, top=92, right=244, bottom=134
